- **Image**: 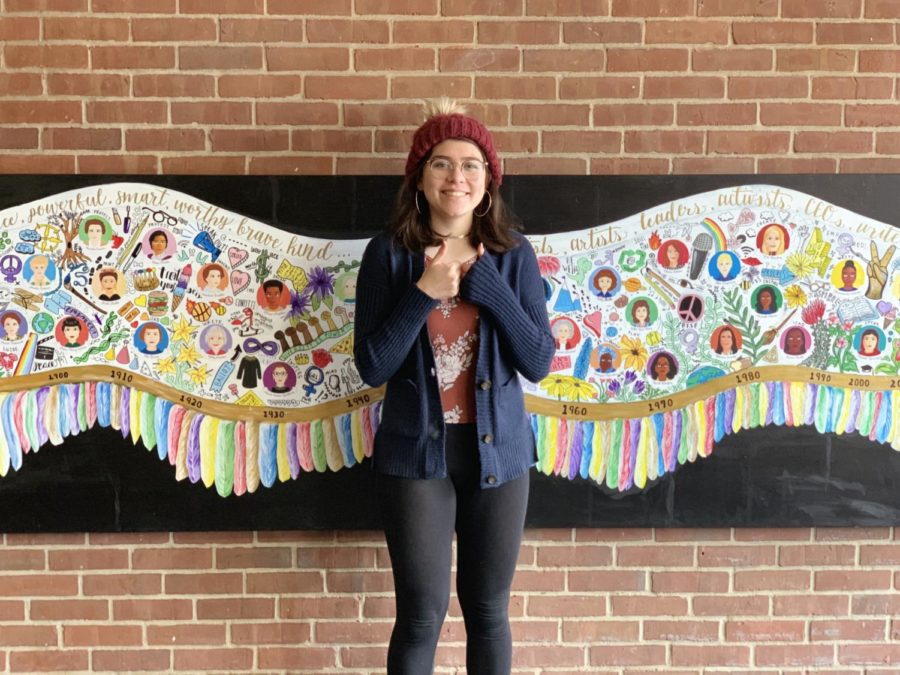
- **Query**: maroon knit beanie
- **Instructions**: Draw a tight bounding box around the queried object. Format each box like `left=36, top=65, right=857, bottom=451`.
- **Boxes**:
left=405, top=113, right=502, bottom=187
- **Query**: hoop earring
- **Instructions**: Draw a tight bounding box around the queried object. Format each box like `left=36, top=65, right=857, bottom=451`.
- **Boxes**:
left=415, top=191, right=423, bottom=215
left=474, top=192, right=492, bottom=218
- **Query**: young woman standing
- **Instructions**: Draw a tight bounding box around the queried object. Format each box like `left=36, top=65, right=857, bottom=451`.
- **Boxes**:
left=354, top=100, right=555, bottom=674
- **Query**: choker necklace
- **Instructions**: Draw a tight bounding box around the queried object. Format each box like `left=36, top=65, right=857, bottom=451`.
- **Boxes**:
left=438, top=232, right=470, bottom=240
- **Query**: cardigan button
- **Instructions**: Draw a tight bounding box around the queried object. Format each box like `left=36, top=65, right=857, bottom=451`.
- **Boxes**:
left=480, top=379, right=492, bottom=390
left=486, top=475, right=497, bottom=485
left=429, top=428, right=440, bottom=440
left=482, top=434, right=493, bottom=444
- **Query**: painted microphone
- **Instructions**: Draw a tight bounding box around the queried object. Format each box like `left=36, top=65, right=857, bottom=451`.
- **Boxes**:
left=688, top=232, right=713, bottom=281
left=171, top=264, right=192, bottom=312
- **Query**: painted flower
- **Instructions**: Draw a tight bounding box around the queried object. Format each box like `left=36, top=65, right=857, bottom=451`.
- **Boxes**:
left=785, top=252, right=816, bottom=281
left=155, top=355, right=177, bottom=377
left=828, top=314, right=839, bottom=326
left=633, top=380, right=646, bottom=395
left=784, top=284, right=807, bottom=309
left=540, top=374, right=573, bottom=399
left=537, top=255, right=560, bottom=276
left=836, top=337, right=847, bottom=349
left=175, top=342, right=202, bottom=366
left=801, top=298, right=826, bottom=325
left=289, top=288, right=311, bottom=318
left=540, top=374, right=594, bottom=401
left=623, top=370, right=638, bottom=385
left=618, top=249, right=646, bottom=273
left=170, top=315, right=195, bottom=344
left=619, top=335, right=649, bottom=372
left=607, top=380, right=621, bottom=396
left=187, top=364, right=211, bottom=387
left=307, top=266, right=335, bottom=299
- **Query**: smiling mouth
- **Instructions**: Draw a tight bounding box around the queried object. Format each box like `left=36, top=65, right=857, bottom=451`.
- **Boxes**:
left=442, top=190, right=469, bottom=196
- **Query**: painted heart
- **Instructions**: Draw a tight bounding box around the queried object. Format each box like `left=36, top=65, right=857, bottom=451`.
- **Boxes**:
left=228, top=247, right=249, bottom=268
left=111, top=235, right=124, bottom=248
left=583, top=311, right=602, bottom=338
left=230, top=270, right=251, bottom=295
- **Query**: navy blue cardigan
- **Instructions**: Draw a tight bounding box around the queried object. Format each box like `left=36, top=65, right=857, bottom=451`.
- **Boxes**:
left=353, top=231, right=554, bottom=488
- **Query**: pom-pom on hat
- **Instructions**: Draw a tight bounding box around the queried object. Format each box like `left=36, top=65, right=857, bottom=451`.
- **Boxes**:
left=405, top=98, right=502, bottom=186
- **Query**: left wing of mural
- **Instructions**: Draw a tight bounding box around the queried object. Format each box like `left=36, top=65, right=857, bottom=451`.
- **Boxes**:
left=0, top=183, right=379, bottom=496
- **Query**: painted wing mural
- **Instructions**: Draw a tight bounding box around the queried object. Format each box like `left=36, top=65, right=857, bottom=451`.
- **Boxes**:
left=0, top=183, right=899, bottom=496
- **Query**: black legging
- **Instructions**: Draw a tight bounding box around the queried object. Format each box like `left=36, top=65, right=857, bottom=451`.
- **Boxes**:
left=376, top=424, right=530, bottom=675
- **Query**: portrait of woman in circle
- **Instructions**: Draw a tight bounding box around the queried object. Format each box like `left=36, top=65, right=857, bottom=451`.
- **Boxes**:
left=711, top=325, right=742, bottom=357
left=757, top=223, right=789, bottom=256
left=134, top=322, right=169, bottom=356
left=24, top=254, right=57, bottom=289
left=199, top=324, right=232, bottom=357
left=648, top=352, right=678, bottom=383
left=708, top=250, right=741, bottom=282
left=55, top=316, right=87, bottom=349
left=143, top=229, right=174, bottom=261
left=79, top=216, right=112, bottom=250
left=781, top=326, right=811, bottom=357
left=264, top=362, right=297, bottom=394
left=832, top=259, right=864, bottom=293
left=590, top=267, right=620, bottom=299
left=856, top=326, right=885, bottom=358
left=590, top=344, right=620, bottom=374
left=657, top=239, right=689, bottom=271
left=627, top=297, right=658, bottom=328
left=550, top=316, right=580, bottom=351
left=0, top=310, right=25, bottom=342
left=92, top=268, right=123, bottom=302
left=752, top=285, right=781, bottom=315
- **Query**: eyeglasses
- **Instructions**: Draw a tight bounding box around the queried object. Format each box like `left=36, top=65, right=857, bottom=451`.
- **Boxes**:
left=425, top=157, right=487, bottom=179
left=146, top=208, right=178, bottom=227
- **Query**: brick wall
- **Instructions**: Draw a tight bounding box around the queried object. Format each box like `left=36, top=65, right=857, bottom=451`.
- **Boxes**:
left=2, top=1, right=900, bottom=673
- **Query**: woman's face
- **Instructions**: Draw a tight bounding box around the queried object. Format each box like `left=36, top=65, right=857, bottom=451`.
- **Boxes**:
left=785, top=329, right=805, bottom=354
left=87, top=223, right=103, bottom=241
left=716, top=254, right=733, bottom=279
left=599, top=352, right=613, bottom=371
left=666, top=244, right=680, bottom=266
left=150, top=234, right=167, bottom=255
left=273, top=367, right=288, bottom=386
left=63, top=325, right=80, bottom=343
left=417, top=139, right=489, bottom=225
left=143, top=327, right=161, bottom=349
left=100, top=274, right=117, bottom=292
left=764, top=227, right=781, bottom=253
left=654, top=356, right=670, bottom=380
left=556, top=322, right=572, bottom=340
left=3, top=316, right=19, bottom=337
left=759, top=290, right=773, bottom=310
left=862, top=333, right=878, bottom=354
left=206, top=269, right=222, bottom=287
left=597, top=275, right=612, bottom=292
left=207, top=329, right=225, bottom=351
left=634, top=305, right=649, bottom=323
left=31, top=257, right=48, bottom=277
left=842, top=264, right=857, bottom=288
left=720, top=329, right=734, bottom=351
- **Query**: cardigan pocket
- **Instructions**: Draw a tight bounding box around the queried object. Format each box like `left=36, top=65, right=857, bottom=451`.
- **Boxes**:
left=379, top=378, right=421, bottom=438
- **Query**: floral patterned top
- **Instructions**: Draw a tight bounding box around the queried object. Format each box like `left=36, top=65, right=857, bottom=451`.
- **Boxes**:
left=425, top=256, right=479, bottom=424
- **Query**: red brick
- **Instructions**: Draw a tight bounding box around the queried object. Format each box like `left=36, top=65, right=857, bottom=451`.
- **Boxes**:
left=617, top=545, right=694, bottom=567
left=356, top=0, right=437, bottom=12
left=735, top=528, right=811, bottom=541
left=280, top=597, right=359, bottom=620
left=171, top=102, right=252, bottom=125
left=392, top=75, right=472, bottom=99
left=440, top=48, right=520, bottom=72
left=473, top=76, right=555, bottom=100
left=652, top=571, right=729, bottom=593
left=0, top=154, right=76, bottom=173
left=589, top=644, right=667, bottom=666
left=478, top=20, right=559, bottom=44
left=795, top=131, right=872, bottom=153
left=812, top=76, right=894, bottom=99
left=756, top=644, right=835, bottom=667
left=817, top=528, right=891, bottom=541
left=624, top=130, right=703, bottom=153
left=87, top=100, right=167, bottom=124
left=612, top=596, right=688, bottom=616
left=46, top=73, right=128, bottom=96
left=126, top=128, right=206, bottom=152
left=219, top=18, right=304, bottom=42
left=839, top=644, right=900, bottom=665
left=561, top=619, right=638, bottom=641
left=147, top=623, right=226, bottom=646
left=9, top=650, right=88, bottom=673
left=646, top=19, right=730, bottom=44
left=861, top=50, right=900, bottom=72
left=656, top=529, right=732, bottom=542
left=0, top=625, right=57, bottom=647
left=133, top=74, right=215, bottom=98
left=511, top=104, right=590, bottom=126
left=672, top=645, right=751, bottom=666
left=818, top=22, right=893, bottom=44
left=265, top=46, right=349, bottom=71
left=560, top=76, right=639, bottom=99
left=132, top=17, right=217, bottom=42
left=645, top=75, right=725, bottom=98
left=326, top=570, right=394, bottom=593
left=0, top=549, right=44, bottom=570
left=511, top=619, right=561, bottom=642
left=317, top=620, right=393, bottom=643
left=231, top=622, right=310, bottom=645
left=165, top=572, right=244, bottom=594
left=256, top=102, right=339, bottom=126
left=595, top=103, right=673, bottom=126
left=251, top=156, right=334, bottom=174
left=163, top=155, right=247, bottom=174
left=114, top=599, right=192, bottom=621
left=394, top=19, right=473, bottom=42
left=48, top=548, right=128, bottom=570
left=179, top=45, right=261, bottom=70
left=173, top=648, right=254, bottom=670
left=694, top=594, right=770, bottom=616
left=732, top=20, right=813, bottom=44
left=5, top=45, right=88, bottom=68
left=866, top=0, right=900, bottom=16
left=780, top=543, right=857, bottom=565
left=726, top=619, right=806, bottom=641
left=644, top=620, right=719, bottom=641
left=210, top=129, right=291, bottom=153
left=91, top=45, right=175, bottom=69
left=0, top=574, right=77, bottom=596
left=854, top=594, right=900, bottom=615
left=93, top=649, right=171, bottom=672
left=356, top=47, right=435, bottom=71
left=608, top=48, right=689, bottom=71
left=674, top=156, right=756, bottom=172
left=774, top=594, right=850, bottom=616
left=63, top=625, right=142, bottom=646
left=783, top=0, right=861, bottom=17
left=811, top=619, right=887, bottom=641
left=761, top=102, right=842, bottom=126
left=698, top=0, right=778, bottom=15
left=0, top=73, right=42, bottom=96
left=245, top=571, right=324, bottom=593
left=443, top=0, right=522, bottom=15
left=542, top=131, right=621, bottom=154
left=30, top=599, right=105, bottom=621
left=728, top=75, right=810, bottom=98
left=6, top=0, right=85, bottom=8
left=564, top=21, right=642, bottom=43
left=816, top=570, right=893, bottom=591
left=535, top=544, right=613, bottom=566
left=777, top=47, right=855, bottom=71
left=219, top=74, right=301, bottom=98
left=180, top=0, right=262, bottom=11
left=268, top=0, right=349, bottom=11
left=514, top=645, right=586, bottom=667
left=44, top=16, right=126, bottom=40
left=0, top=601, right=24, bottom=621
left=306, top=75, right=387, bottom=100
left=612, top=0, right=691, bottom=15
left=709, top=131, right=790, bottom=154
left=259, top=647, right=337, bottom=670
left=876, top=133, right=900, bottom=154
left=528, top=595, right=605, bottom=617
left=561, top=570, right=640, bottom=592
left=506, top=156, right=587, bottom=173
left=678, top=103, right=756, bottom=126
left=92, top=0, right=176, bottom=10
left=694, top=47, right=773, bottom=70
left=757, top=157, right=837, bottom=172
left=841, top=158, right=900, bottom=172
left=76, top=154, right=153, bottom=174
left=735, top=569, right=810, bottom=591
left=528, top=0, right=607, bottom=14
left=196, top=598, right=275, bottom=620
left=307, top=18, right=389, bottom=43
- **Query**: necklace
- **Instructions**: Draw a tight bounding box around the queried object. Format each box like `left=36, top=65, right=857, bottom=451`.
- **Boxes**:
left=438, top=231, right=470, bottom=240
